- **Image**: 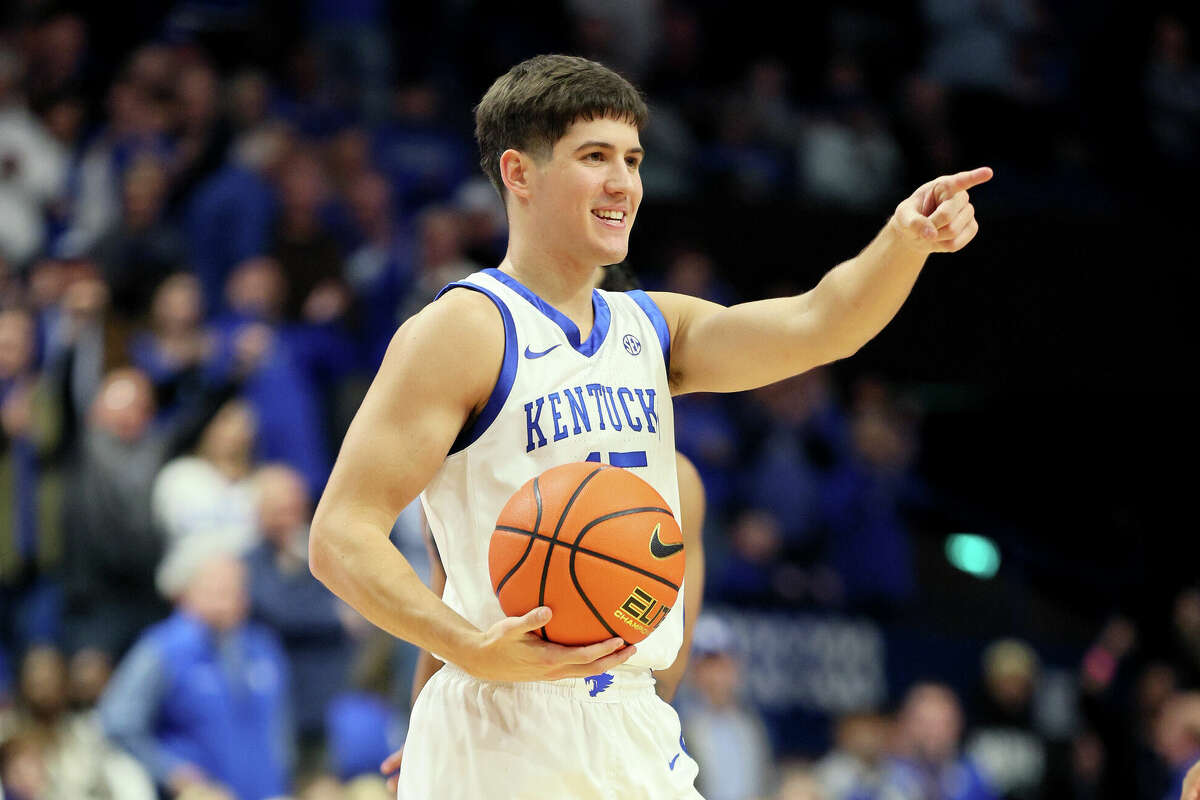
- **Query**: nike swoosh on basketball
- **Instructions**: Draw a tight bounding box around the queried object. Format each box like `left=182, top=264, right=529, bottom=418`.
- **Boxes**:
left=649, top=523, right=683, bottom=559
left=524, top=344, right=561, bottom=359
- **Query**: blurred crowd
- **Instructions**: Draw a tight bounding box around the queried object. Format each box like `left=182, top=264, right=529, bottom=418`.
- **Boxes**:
left=0, top=1, right=1198, bottom=799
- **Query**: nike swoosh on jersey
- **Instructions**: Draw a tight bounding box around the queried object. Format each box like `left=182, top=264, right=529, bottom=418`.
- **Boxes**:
left=668, top=753, right=681, bottom=770
left=649, top=523, right=684, bottom=559
left=524, top=344, right=561, bottom=359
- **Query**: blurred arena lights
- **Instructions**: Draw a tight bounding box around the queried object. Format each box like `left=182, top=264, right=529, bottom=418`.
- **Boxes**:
left=944, top=533, right=1001, bottom=579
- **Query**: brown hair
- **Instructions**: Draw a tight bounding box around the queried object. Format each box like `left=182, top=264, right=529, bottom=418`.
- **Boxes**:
left=474, top=54, right=648, bottom=202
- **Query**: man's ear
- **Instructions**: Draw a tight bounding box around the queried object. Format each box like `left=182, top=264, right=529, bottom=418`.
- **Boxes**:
left=500, top=149, right=535, bottom=201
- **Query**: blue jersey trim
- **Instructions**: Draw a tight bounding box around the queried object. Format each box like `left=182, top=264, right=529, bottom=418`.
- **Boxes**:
left=434, top=281, right=518, bottom=454
left=483, top=268, right=611, bottom=357
left=627, top=290, right=671, bottom=372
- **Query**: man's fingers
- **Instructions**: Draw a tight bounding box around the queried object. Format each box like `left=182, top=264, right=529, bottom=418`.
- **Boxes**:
left=896, top=204, right=937, bottom=241
left=936, top=203, right=974, bottom=242
left=566, top=637, right=626, bottom=665
left=936, top=166, right=993, bottom=201
left=929, top=191, right=968, bottom=229
left=380, top=748, right=404, bottom=774
left=387, top=774, right=399, bottom=794
left=938, top=217, right=979, bottom=252
left=552, top=644, right=638, bottom=679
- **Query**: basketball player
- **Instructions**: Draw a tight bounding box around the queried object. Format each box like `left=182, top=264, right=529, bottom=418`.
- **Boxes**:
left=309, top=54, right=990, bottom=799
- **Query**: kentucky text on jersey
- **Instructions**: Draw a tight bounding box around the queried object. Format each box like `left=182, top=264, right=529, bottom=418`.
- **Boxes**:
left=524, top=385, right=659, bottom=452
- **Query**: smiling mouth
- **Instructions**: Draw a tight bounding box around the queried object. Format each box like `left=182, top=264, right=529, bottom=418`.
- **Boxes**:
left=592, top=209, right=626, bottom=226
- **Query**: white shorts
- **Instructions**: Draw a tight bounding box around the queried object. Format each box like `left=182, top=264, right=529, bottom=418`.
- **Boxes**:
left=398, top=663, right=704, bottom=800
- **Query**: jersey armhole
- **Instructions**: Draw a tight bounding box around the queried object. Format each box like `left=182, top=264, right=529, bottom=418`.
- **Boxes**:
left=627, top=290, right=671, bottom=372
left=434, top=282, right=519, bottom=455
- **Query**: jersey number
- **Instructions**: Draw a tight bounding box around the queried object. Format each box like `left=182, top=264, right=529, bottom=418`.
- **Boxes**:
left=585, top=450, right=648, bottom=469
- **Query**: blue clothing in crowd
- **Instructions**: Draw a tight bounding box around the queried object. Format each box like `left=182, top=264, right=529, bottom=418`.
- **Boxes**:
left=186, top=164, right=277, bottom=311
left=99, top=611, right=292, bottom=800
left=245, top=541, right=353, bottom=739
left=874, top=756, right=997, bottom=800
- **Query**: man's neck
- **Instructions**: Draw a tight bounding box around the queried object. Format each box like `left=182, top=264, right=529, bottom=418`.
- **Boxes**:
left=498, top=241, right=598, bottom=336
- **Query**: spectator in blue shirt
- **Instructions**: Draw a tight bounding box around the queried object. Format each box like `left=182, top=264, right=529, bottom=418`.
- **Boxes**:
left=99, top=552, right=292, bottom=800
left=244, top=464, right=352, bottom=763
left=879, top=683, right=998, bottom=800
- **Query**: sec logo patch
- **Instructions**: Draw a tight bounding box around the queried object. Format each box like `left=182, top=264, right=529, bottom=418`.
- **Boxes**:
left=623, top=334, right=642, bottom=355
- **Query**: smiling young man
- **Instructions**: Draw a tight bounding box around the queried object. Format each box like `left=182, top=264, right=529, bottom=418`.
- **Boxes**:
left=309, top=54, right=991, bottom=799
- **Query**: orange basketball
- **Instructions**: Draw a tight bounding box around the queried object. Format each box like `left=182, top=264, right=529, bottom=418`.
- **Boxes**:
left=488, top=462, right=685, bottom=646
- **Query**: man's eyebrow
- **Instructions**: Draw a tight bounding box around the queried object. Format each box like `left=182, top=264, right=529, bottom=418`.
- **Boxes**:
left=573, top=140, right=645, bottom=155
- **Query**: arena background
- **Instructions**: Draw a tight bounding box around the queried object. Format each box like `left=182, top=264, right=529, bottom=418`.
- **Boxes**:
left=1, top=1, right=1198, bottom=799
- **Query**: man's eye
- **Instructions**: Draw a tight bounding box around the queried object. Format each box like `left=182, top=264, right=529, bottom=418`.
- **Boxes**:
left=626, top=158, right=640, bottom=169
left=586, top=152, right=604, bottom=161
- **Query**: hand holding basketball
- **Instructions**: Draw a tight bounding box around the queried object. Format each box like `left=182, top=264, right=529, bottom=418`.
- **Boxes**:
left=459, top=607, right=636, bottom=681
left=891, top=166, right=993, bottom=253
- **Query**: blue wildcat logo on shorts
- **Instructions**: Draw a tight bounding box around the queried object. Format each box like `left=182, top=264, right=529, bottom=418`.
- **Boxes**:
left=584, top=673, right=614, bottom=697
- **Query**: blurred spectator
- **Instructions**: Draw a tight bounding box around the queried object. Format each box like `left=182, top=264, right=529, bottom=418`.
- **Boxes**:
left=342, top=169, right=413, bottom=366
left=308, top=0, right=393, bottom=123
left=878, top=682, right=997, bottom=800
left=153, top=400, right=259, bottom=597
left=680, top=615, right=775, bottom=800
left=89, top=154, right=186, bottom=321
left=1, top=308, right=64, bottom=658
left=371, top=83, right=472, bottom=212
left=100, top=553, right=292, bottom=800
left=1154, top=692, right=1200, bottom=800
left=965, top=639, right=1048, bottom=800
left=799, top=55, right=902, bottom=211
left=271, top=147, right=350, bottom=323
left=0, top=45, right=68, bottom=268
left=167, top=59, right=231, bottom=213
left=245, top=464, right=352, bottom=765
left=740, top=369, right=847, bottom=556
left=186, top=123, right=287, bottom=310
left=225, top=71, right=271, bottom=135
left=814, top=712, right=891, bottom=800
left=709, top=508, right=822, bottom=607
left=452, top=177, right=507, bottom=270
left=821, top=378, right=920, bottom=610
left=777, top=761, right=830, bottom=800
left=61, top=362, right=245, bottom=658
left=128, top=272, right=214, bottom=417
left=1144, top=17, right=1200, bottom=173
left=22, top=14, right=88, bottom=107
left=214, top=257, right=337, bottom=494
left=0, top=645, right=155, bottom=799
left=567, top=0, right=660, bottom=82
left=1171, top=589, right=1200, bottom=689
left=397, top=206, right=479, bottom=321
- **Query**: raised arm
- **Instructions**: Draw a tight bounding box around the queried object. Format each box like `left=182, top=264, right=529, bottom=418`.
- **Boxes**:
left=309, top=288, right=635, bottom=682
left=653, top=168, right=992, bottom=395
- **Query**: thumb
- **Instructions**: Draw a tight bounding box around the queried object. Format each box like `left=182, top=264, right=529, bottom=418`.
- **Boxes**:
left=509, top=606, right=552, bottom=635
left=895, top=203, right=937, bottom=241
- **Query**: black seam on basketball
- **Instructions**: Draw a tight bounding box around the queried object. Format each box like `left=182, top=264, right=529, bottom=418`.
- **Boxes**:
left=537, top=467, right=604, bottom=641
left=497, top=519, right=681, bottom=592
left=568, top=506, right=680, bottom=638
left=496, top=479, right=544, bottom=598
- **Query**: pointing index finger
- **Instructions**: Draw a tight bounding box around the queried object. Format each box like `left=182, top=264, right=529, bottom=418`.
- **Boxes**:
left=939, top=166, right=993, bottom=198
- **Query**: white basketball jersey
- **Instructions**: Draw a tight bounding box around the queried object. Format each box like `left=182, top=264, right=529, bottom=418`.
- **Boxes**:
left=419, top=268, right=684, bottom=670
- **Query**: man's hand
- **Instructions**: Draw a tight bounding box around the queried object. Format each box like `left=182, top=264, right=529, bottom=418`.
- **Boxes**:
left=458, top=607, right=636, bottom=682
left=381, top=747, right=404, bottom=794
left=891, top=167, right=993, bottom=253
left=1182, top=759, right=1200, bottom=800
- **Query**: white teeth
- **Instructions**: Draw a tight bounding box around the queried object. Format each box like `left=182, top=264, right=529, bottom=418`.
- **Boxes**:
left=594, top=210, right=624, bottom=221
